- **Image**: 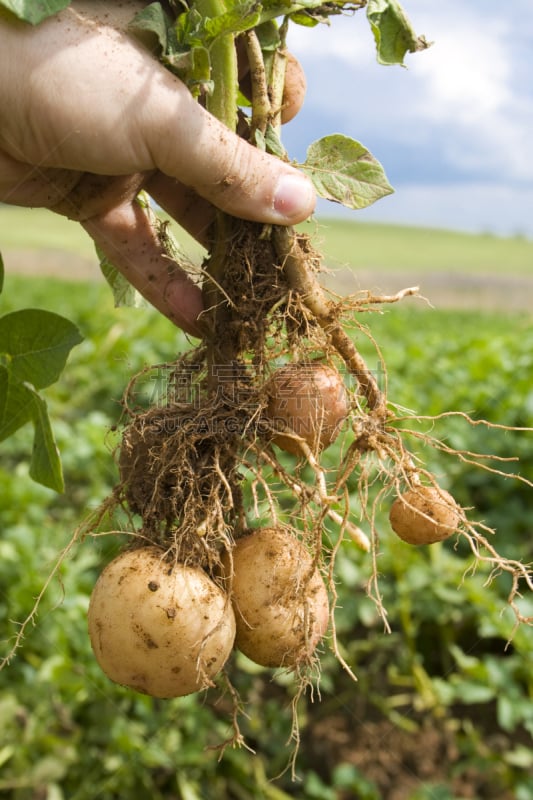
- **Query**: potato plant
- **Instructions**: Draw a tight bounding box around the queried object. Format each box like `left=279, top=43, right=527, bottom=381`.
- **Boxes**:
left=1, top=0, right=532, bottom=760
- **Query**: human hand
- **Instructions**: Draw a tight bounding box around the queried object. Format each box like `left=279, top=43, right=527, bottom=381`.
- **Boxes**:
left=0, top=1, right=315, bottom=335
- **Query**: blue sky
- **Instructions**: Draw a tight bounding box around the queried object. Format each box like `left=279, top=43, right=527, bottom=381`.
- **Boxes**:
left=283, top=0, right=533, bottom=237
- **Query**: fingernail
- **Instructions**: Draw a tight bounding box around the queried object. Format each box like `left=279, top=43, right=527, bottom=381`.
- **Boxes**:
left=273, top=173, right=315, bottom=221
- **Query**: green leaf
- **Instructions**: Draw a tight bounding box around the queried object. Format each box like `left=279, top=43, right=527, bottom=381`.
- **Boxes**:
left=259, top=0, right=334, bottom=25
left=0, top=367, right=64, bottom=491
left=29, top=391, right=64, bottom=492
left=264, top=124, right=287, bottom=159
left=450, top=678, right=495, bottom=705
left=189, top=45, right=213, bottom=93
left=0, top=365, right=34, bottom=440
left=255, top=20, right=281, bottom=52
left=367, top=0, right=430, bottom=66
left=289, top=11, right=320, bottom=27
left=0, top=309, right=82, bottom=390
left=202, top=1, right=262, bottom=41
left=0, top=0, right=71, bottom=25
left=129, top=2, right=178, bottom=54
left=301, top=134, right=394, bottom=210
left=98, top=248, right=148, bottom=310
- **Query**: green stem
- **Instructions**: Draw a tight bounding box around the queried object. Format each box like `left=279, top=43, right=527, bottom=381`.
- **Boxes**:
left=196, top=0, right=238, bottom=130
left=194, top=0, right=239, bottom=387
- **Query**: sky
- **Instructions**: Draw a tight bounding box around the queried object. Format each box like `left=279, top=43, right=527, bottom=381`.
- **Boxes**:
left=283, top=0, right=533, bottom=238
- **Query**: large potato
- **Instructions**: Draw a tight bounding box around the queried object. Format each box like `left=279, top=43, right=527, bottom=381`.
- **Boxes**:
left=88, top=546, right=236, bottom=697
left=223, top=528, right=329, bottom=668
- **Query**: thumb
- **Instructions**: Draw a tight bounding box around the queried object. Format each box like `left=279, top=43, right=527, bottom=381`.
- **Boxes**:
left=142, top=79, right=316, bottom=225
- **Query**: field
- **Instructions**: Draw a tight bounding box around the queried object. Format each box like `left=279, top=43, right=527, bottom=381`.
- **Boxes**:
left=1, top=210, right=532, bottom=799
left=2, top=205, right=533, bottom=309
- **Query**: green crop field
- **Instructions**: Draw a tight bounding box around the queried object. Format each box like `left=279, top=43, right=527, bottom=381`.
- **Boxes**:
left=2, top=264, right=533, bottom=798
left=1, top=207, right=533, bottom=799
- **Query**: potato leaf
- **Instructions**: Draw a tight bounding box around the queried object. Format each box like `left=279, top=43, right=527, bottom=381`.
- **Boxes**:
left=29, top=391, right=64, bottom=492
left=0, top=309, right=82, bottom=390
left=128, top=2, right=177, bottom=53
left=301, top=135, right=394, bottom=210
left=0, top=365, right=34, bottom=441
left=98, top=255, right=148, bottom=311
left=254, top=125, right=287, bottom=159
left=202, top=1, right=262, bottom=40
left=259, top=0, right=335, bottom=24
left=0, top=368, right=64, bottom=491
left=0, top=0, right=71, bottom=25
left=367, top=0, right=430, bottom=66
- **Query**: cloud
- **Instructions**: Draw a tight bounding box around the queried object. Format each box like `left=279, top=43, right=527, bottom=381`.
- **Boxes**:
left=406, top=4, right=533, bottom=181
left=408, top=8, right=512, bottom=121
left=337, top=182, right=533, bottom=238
left=284, top=2, right=533, bottom=233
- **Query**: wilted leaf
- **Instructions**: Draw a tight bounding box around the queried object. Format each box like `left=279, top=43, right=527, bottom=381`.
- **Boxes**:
left=367, top=0, right=430, bottom=66
left=0, top=309, right=82, bottom=390
left=302, top=134, right=394, bottom=209
left=0, top=0, right=71, bottom=24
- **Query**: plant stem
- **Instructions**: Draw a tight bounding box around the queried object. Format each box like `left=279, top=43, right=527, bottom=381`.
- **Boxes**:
left=196, top=0, right=239, bottom=131
left=273, top=227, right=387, bottom=416
left=269, top=17, right=289, bottom=134
left=243, top=30, right=271, bottom=135
left=194, top=0, right=239, bottom=388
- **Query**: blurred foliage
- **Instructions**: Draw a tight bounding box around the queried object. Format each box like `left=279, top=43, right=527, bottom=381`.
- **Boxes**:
left=0, top=276, right=532, bottom=799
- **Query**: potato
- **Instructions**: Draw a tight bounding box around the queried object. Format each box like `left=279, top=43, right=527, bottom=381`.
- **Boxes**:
left=389, top=485, right=460, bottom=545
left=88, top=546, right=236, bottom=698
left=280, top=52, right=307, bottom=124
left=264, top=363, right=348, bottom=455
left=223, top=528, right=329, bottom=668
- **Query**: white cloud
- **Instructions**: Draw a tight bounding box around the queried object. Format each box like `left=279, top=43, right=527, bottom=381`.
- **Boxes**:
left=410, top=21, right=512, bottom=123
left=405, top=4, right=533, bottom=181
left=287, top=14, right=374, bottom=66
left=285, top=1, right=533, bottom=231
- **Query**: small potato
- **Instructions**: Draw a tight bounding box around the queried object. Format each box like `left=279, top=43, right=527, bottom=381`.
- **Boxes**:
left=88, top=546, right=235, bottom=698
left=264, top=362, right=348, bottom=455
left=223, top=528, right=329, bottom=668
left=389, top=486, right=460, bottom=545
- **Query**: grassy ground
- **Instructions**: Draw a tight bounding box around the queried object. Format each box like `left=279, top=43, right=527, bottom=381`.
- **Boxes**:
left=2, top=205, right=532, bottom=274
left=2, top=205, right=532, bottom=310
left=303, top=217, right=533, bottom=275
